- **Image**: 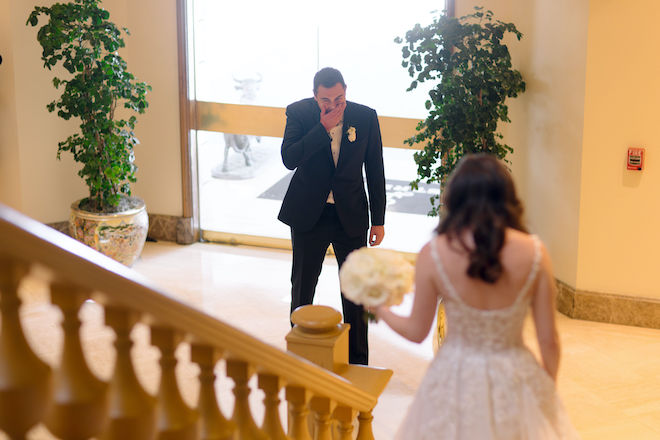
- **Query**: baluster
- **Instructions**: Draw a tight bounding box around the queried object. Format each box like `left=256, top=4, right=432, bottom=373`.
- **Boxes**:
left=332, top=406, right=355, bottom=440
left=258, top=373, right=290, bottom=440
left=285, top=386, right=312, bottom=440
left=190, top=344, right=235, bottom=440
left=101, top=307, right=156, bottom=440
left=355, top=410, right=375, bottom=440
left=151, top=326, right=198, bottom=440
left=44, top=282, right=109, bottom=439
left=309, top=396, right=334, bottom=440
left=225, top=358, right=268, bottom=440
left=0, top=260, right=52, bottom=440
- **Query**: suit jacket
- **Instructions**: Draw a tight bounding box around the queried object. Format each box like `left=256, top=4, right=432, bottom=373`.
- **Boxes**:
left=278, top=98, right=386, bottom=237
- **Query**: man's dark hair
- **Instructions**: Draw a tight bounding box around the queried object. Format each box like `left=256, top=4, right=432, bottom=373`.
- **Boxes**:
left=313, top=67, right=346, bottom=95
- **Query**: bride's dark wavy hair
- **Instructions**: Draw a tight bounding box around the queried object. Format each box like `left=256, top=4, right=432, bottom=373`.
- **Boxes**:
left=436, top=153, right=527, bottom=283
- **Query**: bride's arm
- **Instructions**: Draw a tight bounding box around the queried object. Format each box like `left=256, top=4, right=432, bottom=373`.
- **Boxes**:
left=375, top=243, right=439, bottom=343
left=531, top=242, right=561, bottom=381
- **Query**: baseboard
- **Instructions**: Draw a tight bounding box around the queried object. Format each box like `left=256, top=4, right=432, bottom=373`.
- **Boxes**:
left=47, top=213, right=196, bottom=245
left=147, top=213, right=196, bottom=244
left=48, top=221, right=70, bottom=235
left=556, top=279, right=660, bottom=330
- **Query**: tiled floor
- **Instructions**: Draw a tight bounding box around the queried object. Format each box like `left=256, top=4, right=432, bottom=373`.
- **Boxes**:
left=11, top=241, right=660, bottom=439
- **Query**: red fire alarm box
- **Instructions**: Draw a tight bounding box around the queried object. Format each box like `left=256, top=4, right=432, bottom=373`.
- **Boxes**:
left=627, top=148, right=644, bottom=170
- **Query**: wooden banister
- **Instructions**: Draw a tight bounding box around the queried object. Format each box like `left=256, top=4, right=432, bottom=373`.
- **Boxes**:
left=104, top=306, right=157, bottom=440
left=0, top=259, right=52, bottom=440
left=190, top=344, right=235, bottom=440
left=0, top=205, right=378, bottom=410
left=46, top=283, right=109, bottom=439
left=0, top=203, right=391, bottom=439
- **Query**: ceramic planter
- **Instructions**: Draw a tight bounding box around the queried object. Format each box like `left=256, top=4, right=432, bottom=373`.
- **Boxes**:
left=69, top=198, right=148, bottom=266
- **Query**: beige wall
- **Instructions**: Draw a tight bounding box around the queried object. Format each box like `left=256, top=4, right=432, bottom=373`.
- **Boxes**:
left=577, top=0, right=660, bottom=297
left=118, top=0, right=183, bottom=217
left=456, top=0, right=659, bottom=299
left=0, top=0, right=182, bottom=222
left=0, top=0, right=22, bottom=211
left=2, top=0, right=82, bottom=220
left=457, top=0, right=589, bottom=287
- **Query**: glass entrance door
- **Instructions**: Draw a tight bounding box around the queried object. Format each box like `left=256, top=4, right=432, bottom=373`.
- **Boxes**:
left=190, top=0, right=444, bottom=253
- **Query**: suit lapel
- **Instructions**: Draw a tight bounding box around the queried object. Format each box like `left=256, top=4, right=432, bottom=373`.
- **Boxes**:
left=337, top=103, right=352, bottom=168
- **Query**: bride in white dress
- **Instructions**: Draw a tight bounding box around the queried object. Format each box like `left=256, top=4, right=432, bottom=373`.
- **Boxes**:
left=376, top=154, right=580, bottom=439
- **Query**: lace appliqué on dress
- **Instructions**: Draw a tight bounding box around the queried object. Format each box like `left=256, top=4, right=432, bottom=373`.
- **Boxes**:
left=395, top=235, right=580, bottom=440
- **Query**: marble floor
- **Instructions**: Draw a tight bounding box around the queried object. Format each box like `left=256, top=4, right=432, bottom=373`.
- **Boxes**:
left=10, top=241, right=660, bottom=439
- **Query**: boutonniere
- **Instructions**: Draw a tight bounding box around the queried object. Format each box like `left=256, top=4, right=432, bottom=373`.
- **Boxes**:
left=346, top=126, right=356, bottom=142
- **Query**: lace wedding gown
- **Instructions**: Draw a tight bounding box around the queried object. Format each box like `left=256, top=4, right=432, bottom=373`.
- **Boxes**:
left=395, top=235, right=580, bottom=439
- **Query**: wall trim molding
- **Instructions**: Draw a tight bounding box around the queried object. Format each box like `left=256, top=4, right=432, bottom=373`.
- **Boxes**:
left=556, top=279, right=659, bottom=329
left=148, top=213, right=195, bottom=244
left=47, top=213, right=195, bottom=245
left=47, top=221, right=69, bottom=236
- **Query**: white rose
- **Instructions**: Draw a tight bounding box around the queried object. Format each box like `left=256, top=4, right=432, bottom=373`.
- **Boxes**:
left=339, top=247, right=414, bottom=308
left=347, top=126, right=357, bottom=142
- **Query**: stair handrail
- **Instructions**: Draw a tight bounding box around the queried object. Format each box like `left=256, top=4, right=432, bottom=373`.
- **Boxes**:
left=0, top=203, right=379, bottom=412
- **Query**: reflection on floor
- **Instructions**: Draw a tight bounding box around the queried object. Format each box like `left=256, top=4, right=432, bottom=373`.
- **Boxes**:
left=11, top=241, right=660, bottom=439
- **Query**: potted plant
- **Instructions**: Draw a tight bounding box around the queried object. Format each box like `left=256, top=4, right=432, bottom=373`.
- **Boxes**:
left=27, top=0, right=151, bottom=265
left=396, top=7, right=526, bottom=351
left=396, top=6, right=526, bottom=215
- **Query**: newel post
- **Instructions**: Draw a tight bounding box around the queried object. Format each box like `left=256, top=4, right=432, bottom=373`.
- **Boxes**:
left=286, top=305, right=392, bottom=440
left=285, top=305, right=348, bottom=372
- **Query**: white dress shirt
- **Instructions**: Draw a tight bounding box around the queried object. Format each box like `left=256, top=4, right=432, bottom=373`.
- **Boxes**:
left=326, top=122, right=343, bottom=204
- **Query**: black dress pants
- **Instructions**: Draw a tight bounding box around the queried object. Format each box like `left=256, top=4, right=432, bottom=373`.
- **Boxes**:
left=290, top=203, right=368, bottom=365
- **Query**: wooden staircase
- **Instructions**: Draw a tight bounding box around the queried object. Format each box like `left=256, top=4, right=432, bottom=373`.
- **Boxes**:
left=0, top=203, right=391, bottom=440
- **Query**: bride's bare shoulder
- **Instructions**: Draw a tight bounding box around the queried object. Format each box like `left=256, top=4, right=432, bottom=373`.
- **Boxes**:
left=417, top=235, right=445, bottom=264
left=504, top=228, right=535, bottom=245
left=502, top=229, right=539, bottom=264
left=418, top=238, right=434, bottom=259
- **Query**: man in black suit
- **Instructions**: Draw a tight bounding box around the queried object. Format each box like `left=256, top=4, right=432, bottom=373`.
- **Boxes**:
left=278, top=67, right=386, bottom=365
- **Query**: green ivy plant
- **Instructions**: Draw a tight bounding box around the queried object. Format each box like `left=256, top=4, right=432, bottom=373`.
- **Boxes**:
left=396, top=7, right=526, bottom=215
left=27, top=0, right=151, bottom=213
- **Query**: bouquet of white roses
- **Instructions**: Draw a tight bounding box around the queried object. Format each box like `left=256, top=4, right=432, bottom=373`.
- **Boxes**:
left=339, top=247, right=414, bottom=319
